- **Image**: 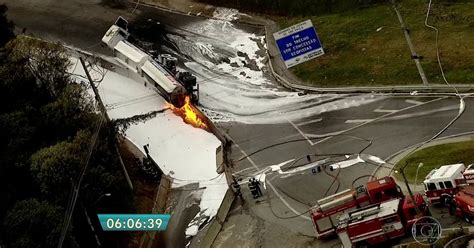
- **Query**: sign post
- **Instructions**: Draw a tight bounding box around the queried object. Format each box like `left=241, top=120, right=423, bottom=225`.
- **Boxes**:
left=273, top=20, right=324, bottom=68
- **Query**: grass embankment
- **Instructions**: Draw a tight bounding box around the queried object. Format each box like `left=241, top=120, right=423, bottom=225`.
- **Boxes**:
left=394, top=140, right=474, bottom=184
left=276, top=0, right=474, bottom=87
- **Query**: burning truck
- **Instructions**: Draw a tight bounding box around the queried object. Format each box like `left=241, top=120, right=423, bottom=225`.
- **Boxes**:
left=101, top=17, right=205, bottom=129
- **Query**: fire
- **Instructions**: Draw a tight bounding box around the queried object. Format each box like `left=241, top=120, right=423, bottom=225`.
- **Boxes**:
left=169, top=96, right=208, bottom=129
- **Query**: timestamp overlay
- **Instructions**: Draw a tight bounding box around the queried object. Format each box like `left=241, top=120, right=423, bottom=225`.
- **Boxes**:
left=97, top=214, right=171, bottom=231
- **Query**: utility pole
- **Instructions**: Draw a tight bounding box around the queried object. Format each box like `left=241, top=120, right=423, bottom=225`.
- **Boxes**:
left=399, top=166, right=421, bottom=215
left=390, top=0, right=429, bottom=85
left=79, top=57, right=134, bottom=191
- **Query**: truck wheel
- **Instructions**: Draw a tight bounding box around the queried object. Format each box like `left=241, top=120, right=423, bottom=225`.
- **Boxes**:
left=464, top=213, right=474, bottom=224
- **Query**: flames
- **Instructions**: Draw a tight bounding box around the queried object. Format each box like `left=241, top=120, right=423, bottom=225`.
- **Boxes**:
left=169, top=96, right=208, bottom=130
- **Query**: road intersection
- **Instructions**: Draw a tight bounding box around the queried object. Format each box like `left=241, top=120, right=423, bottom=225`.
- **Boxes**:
left=5, top=0, right=474, bottom=246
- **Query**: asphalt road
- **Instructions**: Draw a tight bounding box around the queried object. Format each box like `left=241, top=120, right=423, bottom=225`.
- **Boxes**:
left=5, top=0, right=474, bottom=246
left=221, top=95, right=474, bottom=237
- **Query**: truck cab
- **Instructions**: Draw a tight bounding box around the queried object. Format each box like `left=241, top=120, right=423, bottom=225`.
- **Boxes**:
left=423, top=163, right=465, bottom=205
left=401, top=193, right=428, bottom=229
left=366, top=177, right=403, bottom=202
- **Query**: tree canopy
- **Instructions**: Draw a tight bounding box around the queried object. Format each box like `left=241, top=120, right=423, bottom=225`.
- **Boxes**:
left=0, top=6, right=132, bottom=247
left=3, top=199, right=77, bottom=248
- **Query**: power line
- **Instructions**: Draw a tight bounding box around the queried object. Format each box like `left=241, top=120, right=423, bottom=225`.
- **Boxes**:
left=266, top=190, right=311, bottom=220
left=235, top=134, right=372, bottom=163
left=57, top=114, right=105, bottom=247
left=424, top=0, right=459, bottom=95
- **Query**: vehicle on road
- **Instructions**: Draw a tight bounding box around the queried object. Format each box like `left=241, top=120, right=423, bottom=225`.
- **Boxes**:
left=423, top=163, right=470, bottom=205
left=310, top=177, right=409, bottom=238
left=454, top=183, right=474, bottom=224
left=336, top=196, right=426, bottom=247
left=101, top=17, right=198, bottom=107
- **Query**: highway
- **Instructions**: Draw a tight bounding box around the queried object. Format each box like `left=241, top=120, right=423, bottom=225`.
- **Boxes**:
left=5, top=0, right=474, bottom=246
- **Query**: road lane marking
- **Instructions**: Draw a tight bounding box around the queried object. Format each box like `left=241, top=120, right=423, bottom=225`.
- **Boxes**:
left=345, top=119, right=374, bottom=124
left=296, top=118, right=323, bottom=126
left=306, top=97, right=447, bottom=146
left=232, top=142, right=312, bottom=221
left=373, top=108, right=397, bottom=113
left=405, top=99, right=424, bottom=105
left=288, top=120, right=315, bottom=146
left=382, top=105, right=459, bottom=121
left=233, top=166, right=257, bottom=175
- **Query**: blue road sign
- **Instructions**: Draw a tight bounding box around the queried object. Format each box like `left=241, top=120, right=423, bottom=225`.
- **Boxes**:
left=273, top=20, right=324, bottom=68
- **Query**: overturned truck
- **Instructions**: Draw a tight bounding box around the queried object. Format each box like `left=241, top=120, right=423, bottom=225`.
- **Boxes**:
left=101, top=17, right=198, bottom=108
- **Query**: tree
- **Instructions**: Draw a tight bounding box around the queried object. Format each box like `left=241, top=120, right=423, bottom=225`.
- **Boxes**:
left=30, top=130, right=92, bottom=205
left=39, top=83, right=96, bottom=142
left=3, top=199, right=77, bottom=248
left=0, top=14, right=133, bottom=245
left=0, top=4, right=14, bottom=48
left=6, top=37, right=72, bottom=99
left=30, top=127, right=129, bottom=207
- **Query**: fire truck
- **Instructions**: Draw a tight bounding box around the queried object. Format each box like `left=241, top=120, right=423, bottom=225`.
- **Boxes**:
left=454, top=184, right=474, bottom=224
left=423, top=163, right=466, bottom=205
left=310, top=177, right=406, bottom=238
left=337, top=196, right=425, bottom=248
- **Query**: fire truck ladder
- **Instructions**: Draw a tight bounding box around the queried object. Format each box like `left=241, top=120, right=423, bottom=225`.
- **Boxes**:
left=347, top=203, right=381, bottom=222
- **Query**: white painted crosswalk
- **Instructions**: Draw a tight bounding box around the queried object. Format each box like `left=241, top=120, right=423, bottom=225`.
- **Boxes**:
left=345, top=119, right=373, bottom=124
left=405, top=99, right=424, bottom=105
left=296, top=118, right=323, bottom=126
left=373, top=108, right=397, bottom=113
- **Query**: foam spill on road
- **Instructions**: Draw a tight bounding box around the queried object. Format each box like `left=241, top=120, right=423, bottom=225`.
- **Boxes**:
left=166, top=8, right=382, bottom=124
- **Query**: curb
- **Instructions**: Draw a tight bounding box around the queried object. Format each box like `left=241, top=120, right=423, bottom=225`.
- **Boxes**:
left=371, top=132, right=474, bottom=179
left=392, top=228, right=473, bottom=248
left=444, top=233, right=474, bottom=248
left=262, top=23, right=474, bottom=94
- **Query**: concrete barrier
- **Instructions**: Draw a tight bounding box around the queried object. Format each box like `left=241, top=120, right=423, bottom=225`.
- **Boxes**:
left=140, top=174, right=172, bottom=248
left=190, top=189, right=236, bottom=248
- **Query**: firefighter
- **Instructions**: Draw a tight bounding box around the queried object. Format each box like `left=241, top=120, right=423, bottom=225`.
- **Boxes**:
left=252, top=178, right=263, bottom=197
left=446, top=197, right=455, bottom=216
left=231, top=178, right=242, bottom=197
left=248, top=179, right=258, bottom=198
left=231, top=178, right=244, bottom=204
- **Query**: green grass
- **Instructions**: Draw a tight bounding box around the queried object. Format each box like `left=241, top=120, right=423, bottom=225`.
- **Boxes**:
left=276, top=1, right=474, bottom=87
left=394, top=141, right=474, bottom=184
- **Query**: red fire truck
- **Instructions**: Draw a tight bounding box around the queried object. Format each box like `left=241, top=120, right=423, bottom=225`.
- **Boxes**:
left=337, top=195, right=426, bottom=247
left=454, top=184, right=474, bottom=224
left=310, top=177, right=405, bottom=238
left=423, top=163, right=466, bottom=205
